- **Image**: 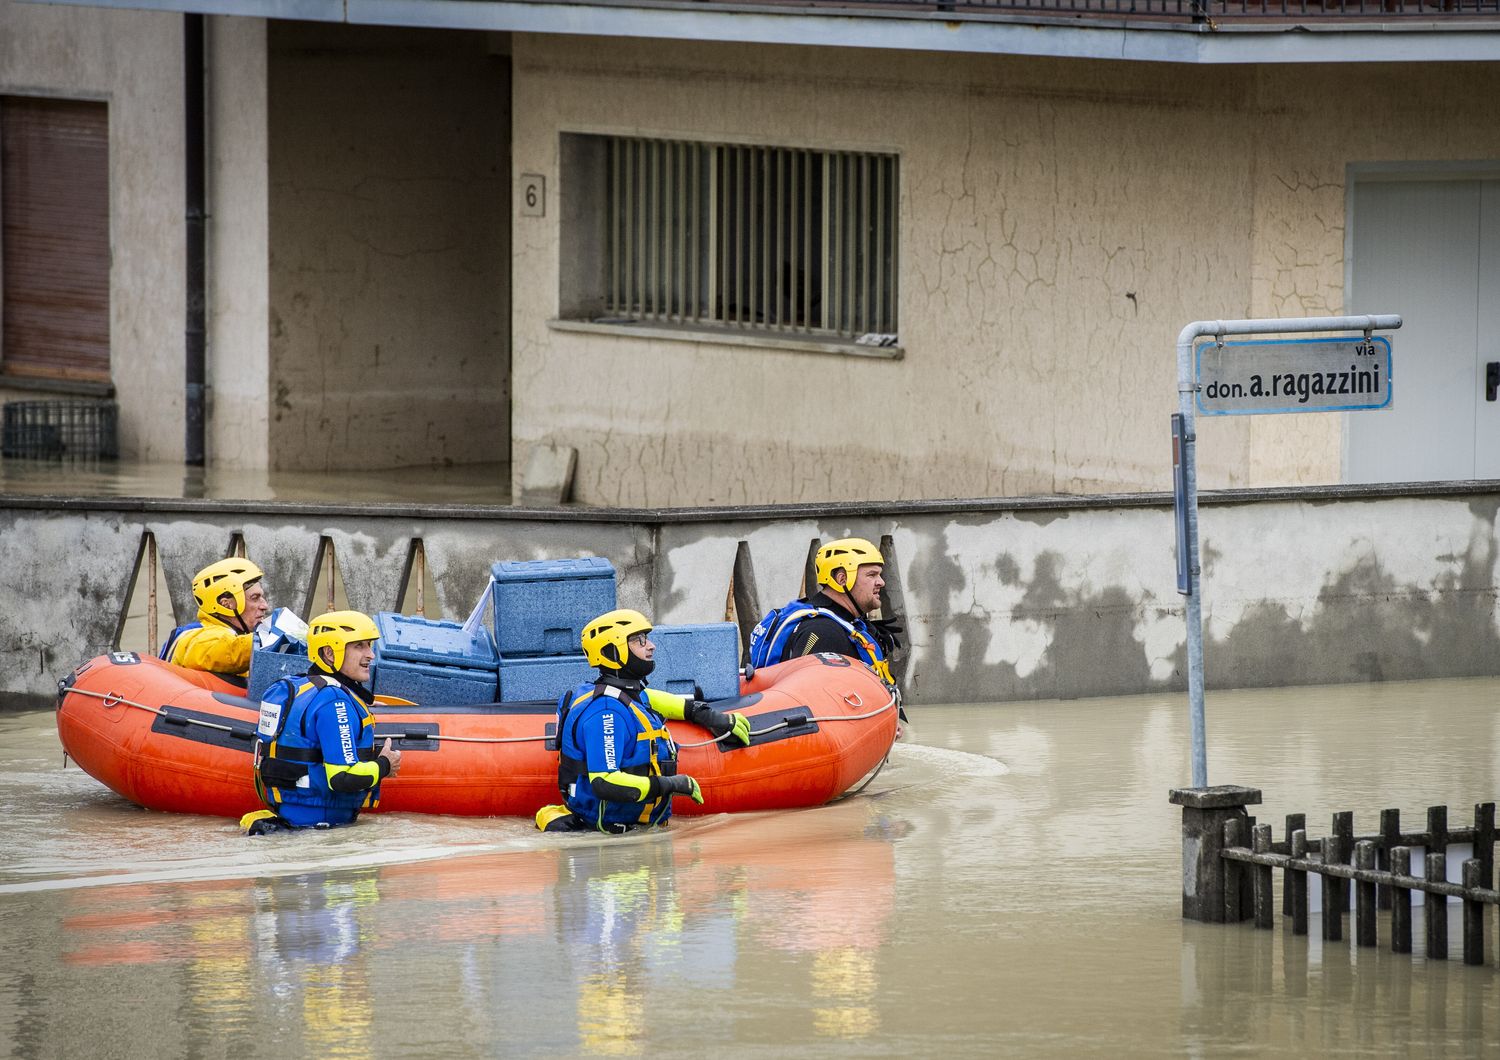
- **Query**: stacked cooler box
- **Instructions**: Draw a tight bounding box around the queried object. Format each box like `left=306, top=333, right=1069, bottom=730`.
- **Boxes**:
left=492, top=557, right=616, bottom=702
left=648, top=623, right=742, bottom=701
left=247, top=647, right=311, bottom=702
left=244, top=556, right=745, bottom=709
left=370, top=612, right=499, bottom=705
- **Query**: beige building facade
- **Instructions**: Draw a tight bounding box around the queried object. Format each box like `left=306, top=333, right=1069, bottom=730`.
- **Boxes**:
left=1, top=0, right=1497, bottom=506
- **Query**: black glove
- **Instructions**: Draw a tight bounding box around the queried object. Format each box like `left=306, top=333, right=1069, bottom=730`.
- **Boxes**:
left=655, top=773, right=704, bottom=804
left=871, top=617, right=904, bottom=654
left=685, top=700, right=752, bottom=746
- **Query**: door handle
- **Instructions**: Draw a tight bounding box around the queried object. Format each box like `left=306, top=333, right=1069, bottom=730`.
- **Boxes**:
left=1488, top=362, right=1500, bottom=402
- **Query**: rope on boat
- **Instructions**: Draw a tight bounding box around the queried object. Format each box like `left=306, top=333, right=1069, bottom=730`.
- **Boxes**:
left=60, top=684, right=899, bottom=748
left=833, top=753, right=891, bottom=802
left=673, top=691, right=899, bottom=749
left=63, top=686, right=245, bottom=734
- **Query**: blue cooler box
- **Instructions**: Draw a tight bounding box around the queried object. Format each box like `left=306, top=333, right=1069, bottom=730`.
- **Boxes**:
left=373, top=657, right=498, bottom=706
left=491, top=557, right=616, bottom=657
left=649, top=623, right=742, bottom=701
left=497, top=653, right=595, bottom=703
left=247, top=648, right=311, bottom=702
left=374, top=611, right=498, bottom=670
left=371, top=611, right=499, bottom=706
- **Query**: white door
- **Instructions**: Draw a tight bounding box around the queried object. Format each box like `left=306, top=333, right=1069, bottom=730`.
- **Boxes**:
left=1347, top=177, right=1500, bottom=482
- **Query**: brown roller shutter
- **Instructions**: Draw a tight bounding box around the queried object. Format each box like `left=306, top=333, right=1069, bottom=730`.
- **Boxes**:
left=1, top=96, right=111, bottom=383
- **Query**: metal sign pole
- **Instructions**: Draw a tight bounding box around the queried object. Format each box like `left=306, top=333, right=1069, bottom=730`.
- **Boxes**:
left=1175, top=314, right=1401, bottom=789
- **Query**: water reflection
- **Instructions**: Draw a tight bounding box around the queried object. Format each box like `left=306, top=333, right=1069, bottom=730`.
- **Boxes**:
left=25, top=798, right=906, bottom=1057
left=1181, top=918, right=1493, bottom=1055
left=0, top=457, right=513, bottom=504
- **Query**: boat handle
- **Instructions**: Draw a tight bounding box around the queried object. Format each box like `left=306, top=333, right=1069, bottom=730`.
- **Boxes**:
left=102, top=691, right=123, bottom=709
left=842, top=692, right=864, bottom=708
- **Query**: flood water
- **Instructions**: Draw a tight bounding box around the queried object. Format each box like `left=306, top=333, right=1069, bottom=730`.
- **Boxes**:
left=3, top=678, right=1498, bottom=1056
left=0, top=459, right=512, bottom=505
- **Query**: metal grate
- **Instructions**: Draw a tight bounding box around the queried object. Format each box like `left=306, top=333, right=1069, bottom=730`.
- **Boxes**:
left=604, top=137, right=899, bottom=342
left=1, top=399, right=119, bottom=460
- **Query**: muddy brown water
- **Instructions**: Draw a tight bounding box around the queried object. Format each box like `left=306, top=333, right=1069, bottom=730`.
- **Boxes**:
left=3, top=678, right=1498, bottom=1056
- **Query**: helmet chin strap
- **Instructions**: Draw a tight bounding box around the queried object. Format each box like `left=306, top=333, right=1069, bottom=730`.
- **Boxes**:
left=833, top=576, right=867, bottom=620
left=222, top=594, right=250, bottom=634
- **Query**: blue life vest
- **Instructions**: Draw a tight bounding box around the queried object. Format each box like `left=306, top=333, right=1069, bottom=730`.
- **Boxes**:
left=746, top=599, right=893, bottom=684
left=556, top=681, right=678, bottom=831
left=254, top=674, right=381, bottom=828
left=158, top=621, right=203, bottom=662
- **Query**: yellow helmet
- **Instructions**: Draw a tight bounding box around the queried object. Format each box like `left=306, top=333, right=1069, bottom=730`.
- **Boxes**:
left=815, top=538, right=884, bottom=593
left=307, top=610, right=380, bottom=673
left=192, top=558, right=265, bottom=621
left=581, top=608, right=652, bottom=670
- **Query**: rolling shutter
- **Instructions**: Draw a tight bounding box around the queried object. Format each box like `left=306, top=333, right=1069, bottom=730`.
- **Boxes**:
left=1, top=97, right=111, bottom=382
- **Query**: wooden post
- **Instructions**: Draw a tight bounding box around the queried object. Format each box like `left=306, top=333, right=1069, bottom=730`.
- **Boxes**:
left=1378, top=807, right=1400, bottom=911
left=1224, top=818, right=1246, bottom=923
left=1425, top=851, right=1448, bottom=960
left=1355, top=840, right=1377, bottom=947
left=1333, top=811, right=1354, bottom=912
left=1169, top=786, right=1263, bottom=923
left=1428, top=805, right=1448, bottom=875
left=146, top=533, right=159, bottom=656
left=1253, top=823, right=1274, bottom=930
left=1284, top=812, right=1305, bottom=916
left=415, top=539, right=426, bottom=617
left=1322, top=833, right=1343, bottom=942
left=1462, top=859, right=1484, bottom=966
left=1474, top=802, right=1495, bottom=890
left=1290, top=829, right=1308, bottom=936
left=1391, top=846, right=1412, bottom=954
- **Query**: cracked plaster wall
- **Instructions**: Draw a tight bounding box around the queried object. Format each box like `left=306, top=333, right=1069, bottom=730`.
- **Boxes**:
left=512, top=37, right=1500, bottom=507
left=266, top=22, right=510, bottom=472
left=1225, top=64, right=1500, bottom=489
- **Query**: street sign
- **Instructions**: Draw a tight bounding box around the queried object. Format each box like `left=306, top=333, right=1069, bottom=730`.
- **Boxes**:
left=1196, top=335, right=1392, bottom=416
left=1171, top=414, right=1190, bottom=595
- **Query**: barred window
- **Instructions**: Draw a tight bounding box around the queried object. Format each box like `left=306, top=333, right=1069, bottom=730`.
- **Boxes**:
left=560, top=135, right=898, bottom=345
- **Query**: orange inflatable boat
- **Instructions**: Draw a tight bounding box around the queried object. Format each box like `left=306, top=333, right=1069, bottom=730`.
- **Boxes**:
left=56, top=650, right=898, bottom=819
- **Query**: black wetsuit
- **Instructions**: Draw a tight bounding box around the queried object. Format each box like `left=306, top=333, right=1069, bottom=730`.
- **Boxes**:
left=784, top=590, right=898, bottom=660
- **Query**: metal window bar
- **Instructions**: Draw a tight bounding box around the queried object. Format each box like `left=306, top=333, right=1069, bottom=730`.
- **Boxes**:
left=822, top=153, right=833, bottom=333
left=603, top=136, right=898, bottom=340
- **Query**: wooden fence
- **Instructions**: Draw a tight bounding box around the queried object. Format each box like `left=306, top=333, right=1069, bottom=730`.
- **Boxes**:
left=1172, top=786, right=1500, bottom=967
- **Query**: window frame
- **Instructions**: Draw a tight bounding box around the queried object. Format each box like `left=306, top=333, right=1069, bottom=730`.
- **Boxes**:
left=557, top=133, right=901, bottom=358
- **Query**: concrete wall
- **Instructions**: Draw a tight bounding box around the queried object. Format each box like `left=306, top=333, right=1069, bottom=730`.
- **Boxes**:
left=207, top=15, right=270, bottom=468
left=510, top=38, right=1500, bottom=507
left=3, top=484, right=1496, bottom=709
left=266, top=21, right=510, bottom=473
left=0, top=0, right=185, bottom=462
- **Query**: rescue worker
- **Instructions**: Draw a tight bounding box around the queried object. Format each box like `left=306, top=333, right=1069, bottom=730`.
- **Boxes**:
left=240, top=610, right=400, bottom=835
left=747, top=537, right=906, bottom=734
left=536, top=608, right=752, bottom=834
left=159, top=557, right=272, bottom=678
left=748, top=538, right=901, bottom=681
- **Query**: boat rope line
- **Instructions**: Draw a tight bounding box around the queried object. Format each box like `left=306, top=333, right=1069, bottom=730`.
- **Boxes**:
left=60, top=685, right=899, bottom=748
left=64, top=686, right=247, bottom=735
left=674, top=691, right=898, bottom=749
left=833, top=752, right=891, bottom=802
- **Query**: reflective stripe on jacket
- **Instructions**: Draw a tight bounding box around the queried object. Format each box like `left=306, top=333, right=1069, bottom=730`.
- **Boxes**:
left=556, top=681, right=679, bottom=832
left=255, top=673, right=381, bottom=828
